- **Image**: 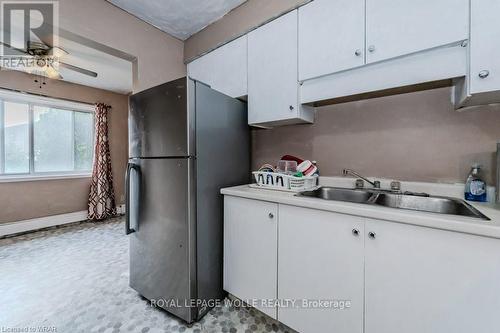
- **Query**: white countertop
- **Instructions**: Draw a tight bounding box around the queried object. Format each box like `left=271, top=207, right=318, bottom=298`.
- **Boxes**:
left=221, top=184, right=500, bottom=239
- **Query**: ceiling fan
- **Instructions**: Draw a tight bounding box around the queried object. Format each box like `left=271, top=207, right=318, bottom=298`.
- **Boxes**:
left=0, top=40, right=98, bottom=80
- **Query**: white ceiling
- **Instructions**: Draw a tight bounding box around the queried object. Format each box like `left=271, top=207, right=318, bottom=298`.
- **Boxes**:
left=107, top=0, right=247, bottom=40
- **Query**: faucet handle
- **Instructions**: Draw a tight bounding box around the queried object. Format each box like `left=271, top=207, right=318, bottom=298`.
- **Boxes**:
left=355, top=179, right=364, bottom=189
left=390, top=181, right=401, bottom=191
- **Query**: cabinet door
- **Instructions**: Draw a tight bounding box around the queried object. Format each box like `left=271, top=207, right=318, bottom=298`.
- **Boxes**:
left=365, top=220, right=500, bottom=333
left=187, top=36, right=247, bottom=98
left=248, top=10, right=313, bottom=126
left=278, top=205, right=365, bottom=333
left=299, top=0, right=365, bottom=81
left=470, top=0, right=500, bottom=94
left=223, top=196, right=278, bottom=318
left=366, top=0, right=469, bottom=64
left=210, top=36, right=247, bottom=98
left=187, top=53, right=212, bottom=89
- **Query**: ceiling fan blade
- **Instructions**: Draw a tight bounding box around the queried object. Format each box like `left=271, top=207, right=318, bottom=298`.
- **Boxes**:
left=48, top=46, right=68, bottom=57
left=58, top=62, right=97, bottom=77
left=46, top=64, right=62, bottom=80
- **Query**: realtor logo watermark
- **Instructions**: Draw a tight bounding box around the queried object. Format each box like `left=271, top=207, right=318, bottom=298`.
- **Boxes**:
left=1, top=1, right=58, bottom=56
left=151, top=298, right=353, bottom=311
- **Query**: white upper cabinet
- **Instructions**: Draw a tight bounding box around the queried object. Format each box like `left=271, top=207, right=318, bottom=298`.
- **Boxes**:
left=189, top=0, right=500, bottom=113
left=248, top=10, right=314, bottom=127
left=298, top=0, right=365, bottom=81
left=187, top=36, right=247, bottom=98
left=453, top=0, right=500, bottom=108
left=470, top=0, right=500, bottom=95
left=365, top=0, right=469, bottom=64
left=187, top=55, right=211, bottom=89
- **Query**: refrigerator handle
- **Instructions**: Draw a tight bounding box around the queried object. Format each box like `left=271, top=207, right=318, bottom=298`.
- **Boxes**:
left=125, top=162, right=140, bottom=235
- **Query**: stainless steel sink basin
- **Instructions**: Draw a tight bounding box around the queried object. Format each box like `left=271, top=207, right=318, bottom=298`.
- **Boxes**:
left=301, top=187, right=373, bottom=203
left=372, top=193, right=490, bottom=220
left=299, top=187, right=490, bottom=220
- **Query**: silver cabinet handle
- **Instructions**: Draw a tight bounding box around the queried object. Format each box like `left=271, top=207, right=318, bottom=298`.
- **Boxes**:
left=368, top=45, right=376, bottom=53
left=355, top=49, right=362, bottom=56
left=368, top=231, right=376, bottom=239
left=352, top=229, right=360, bottom=236
left=479, top=70, right=490, bottom=79
left=269, top=213, right=274, bottom=219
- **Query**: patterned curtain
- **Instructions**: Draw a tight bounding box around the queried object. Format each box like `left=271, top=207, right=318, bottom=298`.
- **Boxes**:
left=88, top=103, right=116, bottom=220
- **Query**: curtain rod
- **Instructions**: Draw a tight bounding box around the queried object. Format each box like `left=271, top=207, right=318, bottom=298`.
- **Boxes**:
left=0, top=86, right=95, bottom=107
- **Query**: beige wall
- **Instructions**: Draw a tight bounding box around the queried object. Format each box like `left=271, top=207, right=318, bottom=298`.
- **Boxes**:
left=59, top=0, right=185, bottom=93
left=252, top=87, right=500, bottom=185
left=0, top=0, right=188, bottom=223
left=0, top=70, right=128, bottom=223
left=184, top=0, right=309, bottom=62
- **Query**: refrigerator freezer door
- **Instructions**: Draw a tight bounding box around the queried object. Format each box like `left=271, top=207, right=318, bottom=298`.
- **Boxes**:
left=129, top=77, right=195, bottom=158
left=129, top=157, right=196, bottom=322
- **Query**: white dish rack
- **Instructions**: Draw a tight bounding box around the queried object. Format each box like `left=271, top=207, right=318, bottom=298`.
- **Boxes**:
left=251, top=171, right=319, bottom=192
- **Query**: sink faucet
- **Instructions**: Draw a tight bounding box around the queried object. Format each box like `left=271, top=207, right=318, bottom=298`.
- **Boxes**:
left=342, top=169, right=381, bottom=189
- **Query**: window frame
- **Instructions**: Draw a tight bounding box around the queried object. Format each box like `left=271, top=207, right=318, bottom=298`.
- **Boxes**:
left=0, top=89, right=95, bottom=182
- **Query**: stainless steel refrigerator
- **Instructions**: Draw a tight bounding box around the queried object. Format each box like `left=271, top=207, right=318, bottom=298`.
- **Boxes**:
left=126, top=77, right=250, bottom=323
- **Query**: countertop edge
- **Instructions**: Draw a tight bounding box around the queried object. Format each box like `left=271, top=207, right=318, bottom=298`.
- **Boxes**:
left=221, top=185, right=500, bottom=240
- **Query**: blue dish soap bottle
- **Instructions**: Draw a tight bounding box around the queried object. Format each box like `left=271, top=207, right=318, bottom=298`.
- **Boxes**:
left=465, top=164, right=487, bottom=202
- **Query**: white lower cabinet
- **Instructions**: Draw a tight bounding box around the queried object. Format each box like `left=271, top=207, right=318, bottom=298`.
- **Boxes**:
left=223, top=196, right=278, bottom=318
left=278, top=205, right=365, bottom=333
left=364, top=219, right=500, bottom=333
left=223, top=197, right=500, bottom=333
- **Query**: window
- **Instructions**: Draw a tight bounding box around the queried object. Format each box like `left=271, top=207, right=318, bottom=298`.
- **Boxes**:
left=0, top=91, right=94, bottom=179
left=4, top=102, right=29, bottom=174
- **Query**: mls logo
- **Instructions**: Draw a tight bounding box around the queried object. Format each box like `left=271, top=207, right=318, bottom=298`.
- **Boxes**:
left=1, top=1, right=59, bottom=56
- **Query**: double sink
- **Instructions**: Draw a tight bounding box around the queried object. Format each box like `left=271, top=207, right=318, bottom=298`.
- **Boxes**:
left=299, top=187, right=490, bottom=220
